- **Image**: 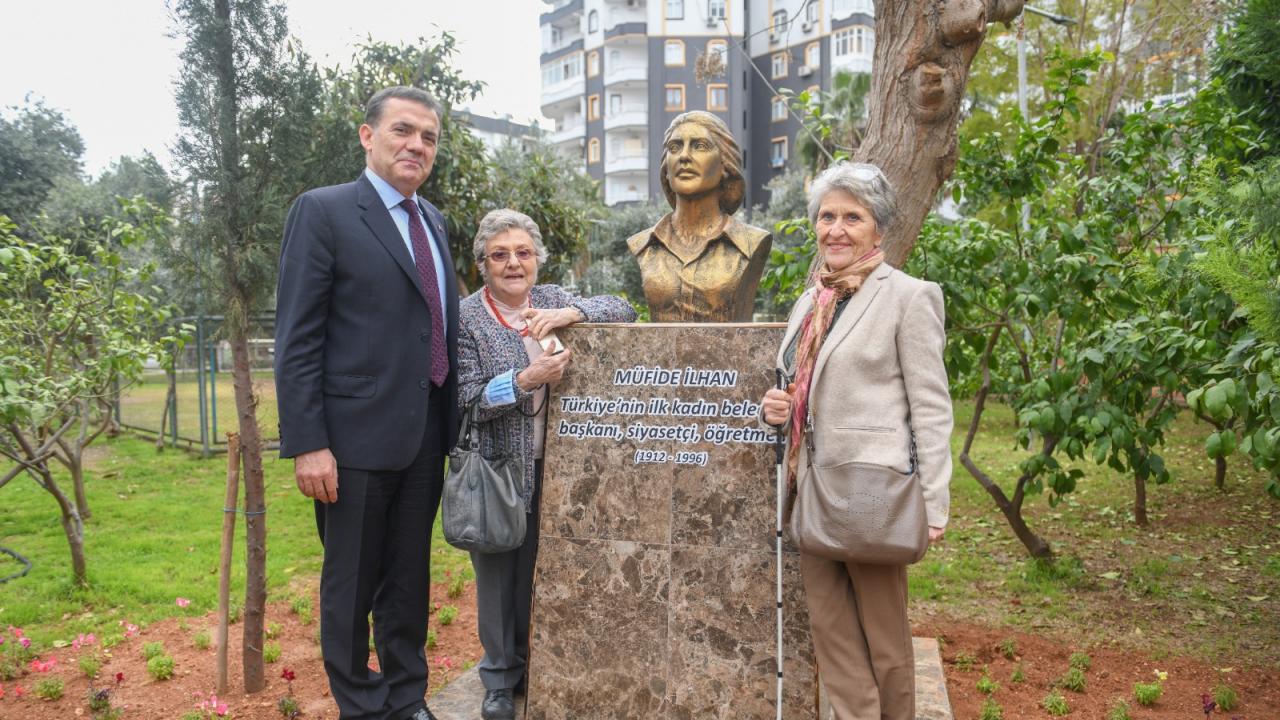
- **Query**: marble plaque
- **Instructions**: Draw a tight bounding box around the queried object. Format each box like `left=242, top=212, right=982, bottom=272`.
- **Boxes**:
left=528, top=324, right=818, bottom=720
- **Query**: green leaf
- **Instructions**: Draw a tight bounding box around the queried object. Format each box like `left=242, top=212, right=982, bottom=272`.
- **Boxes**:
left=1206, top=432, right=1223, bottom=459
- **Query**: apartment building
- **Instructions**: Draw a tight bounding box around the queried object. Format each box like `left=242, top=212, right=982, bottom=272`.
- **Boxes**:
left=539, top=0, right=877, bottom=207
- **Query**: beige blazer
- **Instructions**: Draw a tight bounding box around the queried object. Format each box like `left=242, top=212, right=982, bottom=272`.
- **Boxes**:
left=774, top=264, right=953, bottom=528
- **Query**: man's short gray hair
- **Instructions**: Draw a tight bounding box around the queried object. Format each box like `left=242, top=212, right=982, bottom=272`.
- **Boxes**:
left=472, top=209, right=550, bottom=280
left=365, top=86, right=443, bottom=127
left=806, top=161, right=898, bottom=235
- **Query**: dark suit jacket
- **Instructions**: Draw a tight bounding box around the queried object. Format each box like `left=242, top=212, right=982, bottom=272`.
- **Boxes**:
left=274, top=173, right=460, bottom=470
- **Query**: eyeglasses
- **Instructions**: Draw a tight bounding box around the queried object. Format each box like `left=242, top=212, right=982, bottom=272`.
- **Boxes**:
left=484, top=248, right=536, bottom=264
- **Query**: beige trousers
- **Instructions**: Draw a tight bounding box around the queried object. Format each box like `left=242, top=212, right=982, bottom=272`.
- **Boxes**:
left=801, top=553, right=914, bottom=720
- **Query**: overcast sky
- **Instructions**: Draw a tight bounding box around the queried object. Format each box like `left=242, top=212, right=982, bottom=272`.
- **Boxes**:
left=1, top=1, right=545, bottom=176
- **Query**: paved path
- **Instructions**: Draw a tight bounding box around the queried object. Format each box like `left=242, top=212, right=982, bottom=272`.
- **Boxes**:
left=430, top=637, right=952, bottom=719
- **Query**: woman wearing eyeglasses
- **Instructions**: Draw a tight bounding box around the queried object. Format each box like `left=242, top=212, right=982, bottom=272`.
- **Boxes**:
left=456, top=208, right=636, bottom=720
left=759, top=162, right=952, bottom=720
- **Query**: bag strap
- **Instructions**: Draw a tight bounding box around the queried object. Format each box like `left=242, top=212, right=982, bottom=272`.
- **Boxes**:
left=909, top=429, right=919, bottom=475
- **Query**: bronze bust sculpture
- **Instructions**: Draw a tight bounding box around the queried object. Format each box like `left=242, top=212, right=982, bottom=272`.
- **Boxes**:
left=627, top=111, right=772, bottom=322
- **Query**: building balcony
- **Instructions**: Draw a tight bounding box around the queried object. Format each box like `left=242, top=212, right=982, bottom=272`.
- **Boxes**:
left=605, top=20, right=647, bottom=38
left=830, top=54, right=872, bottom=76
left=540, top=0, right=583, bottom=26
left=547, top=122, right=586, bottom=146
left=604, top=62, right=647, bottom=87
left=541, top=77, right=585, bottom=112
left=603, top=107, right=648, bottom=131
left=605, top=153, right=648, bottom=174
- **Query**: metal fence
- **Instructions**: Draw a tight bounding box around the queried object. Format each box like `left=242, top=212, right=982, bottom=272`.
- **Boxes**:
left=115, top=315, right=278, bottom=457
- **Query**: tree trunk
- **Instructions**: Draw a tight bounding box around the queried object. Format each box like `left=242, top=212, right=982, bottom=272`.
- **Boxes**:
left=1133, top=470, right=1148, bottom=526
left=38, top=465, right=88, bottom=587
left=1215, top=455, right=1227, bottom=491
left=959, top=325, right=1054, bottom=559
left=157, top=369, right=176, bottom=451
left=858, top=0, right=1027, bottom=266
left=70, top=399, right=91, bottom=519
left=231, top=330, right=268, bottom=693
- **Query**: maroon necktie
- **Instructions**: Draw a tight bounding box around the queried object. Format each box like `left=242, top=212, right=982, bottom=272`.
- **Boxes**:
left=400, top=198, right=449, bottom=386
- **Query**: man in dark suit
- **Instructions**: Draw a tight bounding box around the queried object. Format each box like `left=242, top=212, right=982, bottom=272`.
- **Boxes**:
left=274, top=85, right=459, bottom=720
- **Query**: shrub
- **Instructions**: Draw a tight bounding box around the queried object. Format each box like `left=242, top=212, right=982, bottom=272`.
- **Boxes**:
left=194, top=631, right=212, bottom=650
left=1107, top=699, right=1132, bottom=720
left=998, top=638, right=1017, bottom=660
left=447, top=575, right=466, bottom=599
left=426, top=628, right=438, bottom=650
left=953, top=651, right=977, bottom=672
left=142, top=641, right=165, bottom=660
left=228, top=602, right=243, bottom=624
left=976, top=669, right=999, bottom=695
left=1010, top=663, right=1026, bottom=683
left=1042, top=689, right=1070, bottom=716
left=87, top=686, right=125, bottom=720
left=1069, top=652, right=1091, bottom=671
left=437, top=605, right=459, bottom=627
left=1133, top=681, right=1162, bottom=706
left=1214, top=683, right=1239, bottom=711
left=290, top=595, right=312, bottom=619
left=979, top=697, right=1003, bottom=720
left=34, top=677, right=65, bottom=700
left=147, top=654, right=175, bottom=680
left=79, top=655, right=101, bottom=679
left=266, top=622, right=282, bottom=640
left=264, top=642, right=282, bottom=664
left=278, top=695, right=301, bottom=718
left=1059, top=666, right=1087, bottom=692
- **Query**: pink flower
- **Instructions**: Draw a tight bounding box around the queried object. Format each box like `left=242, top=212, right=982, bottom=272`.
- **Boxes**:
left=0, top=684, right=5, bottom=699
left=29, top=658, right=57, bottom=672
left=115, top=671, right=125, bottom=685
left=0, top=635, right=5, bottom=646
left=72, top=632, right=95, bottom=650
left=13, top=685, right=26, bottom=698
left=9, top=626, right=24, bottom=638
left=18, top=637, right=30, bottom=649
left=176, top=597, right=191, bottom=608
left=118, top=621, right=138, bottom=638
left=281, top=668, right=296, bottom=682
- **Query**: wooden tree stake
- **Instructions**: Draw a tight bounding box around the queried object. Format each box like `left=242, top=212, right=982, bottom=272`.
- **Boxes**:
left=216, top=432, right=241, bottom=696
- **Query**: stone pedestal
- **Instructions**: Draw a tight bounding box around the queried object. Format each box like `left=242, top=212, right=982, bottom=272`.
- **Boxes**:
left=526, top=324, right=819, bottom=720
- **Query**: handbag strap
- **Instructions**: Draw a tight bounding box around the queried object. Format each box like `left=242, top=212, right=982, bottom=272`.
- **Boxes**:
left=909, top=429, right=919, bottom=475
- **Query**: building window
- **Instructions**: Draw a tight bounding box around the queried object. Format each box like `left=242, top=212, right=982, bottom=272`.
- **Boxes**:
left=550, top=26, right=563, bottom=46
left=610, top=93, right=623, bottom=114
left=806, top=0, right=819, bottom=25
left=666, top=0, right=684, bottom=20
left=708, top=0, right=726, bottom=19
left=771, top=51, right=789, bottom=79
left=707, top=39, right=729, bottom=67
left=587, top=94, right=601, bottom=121
left=707, top=84, right=728, bottom=111
left=587, top=51, right=600, bottom=77
left=665, top=84, right=686, bottom=111
left=771, top=95, right=788, bottom=122
left=771, top=10, right=787, bottom=39
left=805, top=42, right=821, bottom=68
left=588, top=10, right=599, bottom=32
left=833, top=27, right=853, bottom=57
left=771, top=137, right=788, bottom=168
left=588, top=138, right=601, bottom=164
left=664, top=39, right=686, bottom=66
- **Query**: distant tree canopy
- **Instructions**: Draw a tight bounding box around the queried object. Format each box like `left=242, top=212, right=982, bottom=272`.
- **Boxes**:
left=1213, top=0, right=1280, bottom=152
left=0, top=99, right=85, bottom=226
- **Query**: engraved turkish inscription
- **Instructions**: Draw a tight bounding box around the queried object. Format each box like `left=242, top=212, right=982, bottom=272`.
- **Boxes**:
left=528, top=324, right=818, bottom=720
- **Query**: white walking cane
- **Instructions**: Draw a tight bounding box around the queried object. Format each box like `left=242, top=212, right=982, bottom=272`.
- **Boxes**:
left=773, top=368, right=787, bottom=720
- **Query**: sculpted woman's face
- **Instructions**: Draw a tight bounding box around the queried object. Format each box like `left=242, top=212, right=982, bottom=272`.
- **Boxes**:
left=816, top=189, right=881, bottom=272
left=664, top=121, right=724, bottom=199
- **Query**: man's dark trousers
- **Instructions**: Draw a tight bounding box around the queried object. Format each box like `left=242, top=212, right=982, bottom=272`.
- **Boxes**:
left=316, top=390, right=447, bottom=720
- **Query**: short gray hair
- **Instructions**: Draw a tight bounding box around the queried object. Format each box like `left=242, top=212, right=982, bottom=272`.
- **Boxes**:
left=365, top=86, right=443, bottom=127
left=472, top=209, right=550, bottom=280
left=806, top=161, right=898, bottom=235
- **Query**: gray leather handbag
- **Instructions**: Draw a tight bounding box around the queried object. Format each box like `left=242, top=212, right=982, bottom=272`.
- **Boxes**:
left=789, top=425, right=928, bottom=565
left=442, top=399, right=526, bottom=554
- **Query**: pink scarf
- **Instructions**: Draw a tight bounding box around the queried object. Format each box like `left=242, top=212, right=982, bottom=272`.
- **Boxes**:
left=787, top=248, right=884, bottom=490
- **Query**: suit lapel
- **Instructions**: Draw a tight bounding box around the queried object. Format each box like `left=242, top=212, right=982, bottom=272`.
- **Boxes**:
left=356, top=175, right=432, bottom=307
left=811, top=264, right=891, bottom=383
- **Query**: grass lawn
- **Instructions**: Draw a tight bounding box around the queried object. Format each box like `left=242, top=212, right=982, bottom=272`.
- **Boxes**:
left=913, top=401, right=1280, bottom=668
left=117, top=369, right=280, bottom=445
left=2, top=399, right=1277, bottom=671
left=0, top=435, right=473, bottom=650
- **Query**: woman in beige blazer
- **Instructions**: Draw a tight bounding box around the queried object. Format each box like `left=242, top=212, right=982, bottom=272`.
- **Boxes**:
left=761, top=162, right=952, bottom=720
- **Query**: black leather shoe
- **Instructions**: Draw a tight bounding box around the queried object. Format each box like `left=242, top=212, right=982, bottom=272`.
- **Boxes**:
left=481, top=688, right=516, bottom=720
left=408, top=708, right=438, bottom=720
